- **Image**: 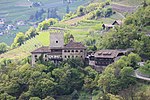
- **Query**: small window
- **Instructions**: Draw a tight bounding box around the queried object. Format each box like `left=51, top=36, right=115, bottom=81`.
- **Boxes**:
left=65, top=56, right=66, bottom=58
left=76, top=50, right=78, bottom=52
left=68, top=56, right=70, bottom=58
left=45, top=55, right=47, bottom=57
left=72, top=55, right=74, bottom=58
left=56, top=41, right=58, bottom=43
left=35, top=55, right=37, bottom=57
left=72, top=50, right=74, bottom=52
left=81, top=56, right=83, bottom=58
left=68, top=50, right=70, bottom=52
left=80, top=50, right=83, bottom=52
left=45, top=59, right=47, bottom=61
left=64, top=50, right=67, bottom=52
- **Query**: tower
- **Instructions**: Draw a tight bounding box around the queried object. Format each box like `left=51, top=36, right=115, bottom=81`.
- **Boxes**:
left=69, top=34, right=74, bottom=41
left=50, top=30, right=64, bottom=49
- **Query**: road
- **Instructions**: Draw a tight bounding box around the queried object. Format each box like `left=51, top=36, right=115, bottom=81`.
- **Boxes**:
left=134, top=70, right=150, bottom=81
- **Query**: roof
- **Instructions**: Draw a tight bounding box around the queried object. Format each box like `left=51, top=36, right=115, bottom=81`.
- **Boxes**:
left=102, top=24, right=114, bottom=28
left=31, top=46, right=51, bottom=53
left=112, top=20, right=123, bottom=25
left=69, top=34, right=74, bottom=39
left=31, top=46, right=63, bottom=55
left=64, top=40, right=86, bottom=49
left=94, top=50, right=123, bottom=58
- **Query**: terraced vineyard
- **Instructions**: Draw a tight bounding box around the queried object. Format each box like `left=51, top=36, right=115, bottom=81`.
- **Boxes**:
left=0, top=0, right=90, bottom=45
left=0, top=31, right=49, bottom=59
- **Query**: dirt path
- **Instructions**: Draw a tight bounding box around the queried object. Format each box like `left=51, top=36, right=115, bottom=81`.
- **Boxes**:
left=61, top=15, right=86, bottom=25
left=111, top=3, right=137, bottom=13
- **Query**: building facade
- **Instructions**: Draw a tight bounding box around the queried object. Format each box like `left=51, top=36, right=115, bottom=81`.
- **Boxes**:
left=31, top=31, right=86, bottom=66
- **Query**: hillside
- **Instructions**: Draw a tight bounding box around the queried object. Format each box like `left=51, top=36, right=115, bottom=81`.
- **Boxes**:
left=0, top=0, right=90, bottom=45
left=0, top=0, right=150, bottom=100
left=0, top=0, right=146, bottom=60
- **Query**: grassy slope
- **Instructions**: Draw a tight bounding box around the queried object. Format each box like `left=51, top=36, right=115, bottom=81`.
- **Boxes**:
left=0, top=0, right=142, bottom=60
left=0, top=31, right=49, bottom=59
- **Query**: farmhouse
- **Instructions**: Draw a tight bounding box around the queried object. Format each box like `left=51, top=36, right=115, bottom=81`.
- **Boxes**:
left=31, top=31, right=86, bottom=66
left=87, top=49, right=132, bottom=72
left=102, top=24, right=114, bottom=30
left=112, top=20, right=123, bottom=25
left=102, top=20, right=123, bottom=30
left=93, top=50, right=124, bottom=66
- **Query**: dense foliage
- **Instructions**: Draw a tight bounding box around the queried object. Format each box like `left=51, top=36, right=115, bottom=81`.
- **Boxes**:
left=0, top=42, right=9, bottom=54
left=98, top=1, right=150, bottom=59
left=63, top=1, right=113, bottom=21
left=11, top=18, right=58, bottom=48
left=0, top=53, right=149, bottom=100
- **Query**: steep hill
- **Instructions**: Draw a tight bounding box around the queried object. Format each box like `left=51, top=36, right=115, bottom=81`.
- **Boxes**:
left=0, top=0, right=147, bottom=60
left=0, top=0, right=90, bottom=45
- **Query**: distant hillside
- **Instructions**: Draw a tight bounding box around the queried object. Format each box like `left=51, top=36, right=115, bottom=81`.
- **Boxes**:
left=0, top=0, right=90, bottom=45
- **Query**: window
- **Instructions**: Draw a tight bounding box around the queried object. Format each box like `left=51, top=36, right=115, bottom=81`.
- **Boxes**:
left=76, top=50, right=78, bottom=52
left=81, top=56, right=82, bottom=58
left=35, top=55, right=37, bottom=58
left=72, top=50, right=74, bottom=52
left=65, top=56, right=66, bottom=58
left=68, top=56, right=70, bottom=58
left=80, top=50, right=83, bottom=52
left=68, top=50, right=70, bottom=52
left=56, top=41, right=58, bottom=43
left=72, top=55, right=74, bottom=58
left=64, top=50, right=67, bottom=52
left=45, top=55, right=47, bottom=57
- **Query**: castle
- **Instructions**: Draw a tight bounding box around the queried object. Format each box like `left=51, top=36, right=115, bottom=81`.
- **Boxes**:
left=31, top=28, right=128, bottom=72
left=31, top=30, right=87, bottom=66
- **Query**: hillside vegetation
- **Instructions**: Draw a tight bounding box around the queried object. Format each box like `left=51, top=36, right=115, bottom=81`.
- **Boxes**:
left=0, top=0, right=150, bottom=100
left=0, top=0, right=90, bottom=45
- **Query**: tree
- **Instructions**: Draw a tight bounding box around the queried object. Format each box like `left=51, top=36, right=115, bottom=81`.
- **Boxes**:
left=29, top=78, right=56, bottom=98
left=120, top=67, right=134, bottom=77
left=0, top=42, right=8, bottom=54
left=66, top=5, right=70, bottom=14
left=128, top=53, right=141, bottom=69
left=77, top=6, right=85, bottom=16
left=25, top=27, right=38, bottom=38
left=13, top=32, right=26, bottom=47
left=29, top=97, right=41, bottom=100
left=37, top=18, right=58, bottom=31
left=43, top=96, right=55, bottom=100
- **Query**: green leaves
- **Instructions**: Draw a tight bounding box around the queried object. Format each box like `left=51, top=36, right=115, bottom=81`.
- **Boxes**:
left=0, top=42, right=8, bottom=54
